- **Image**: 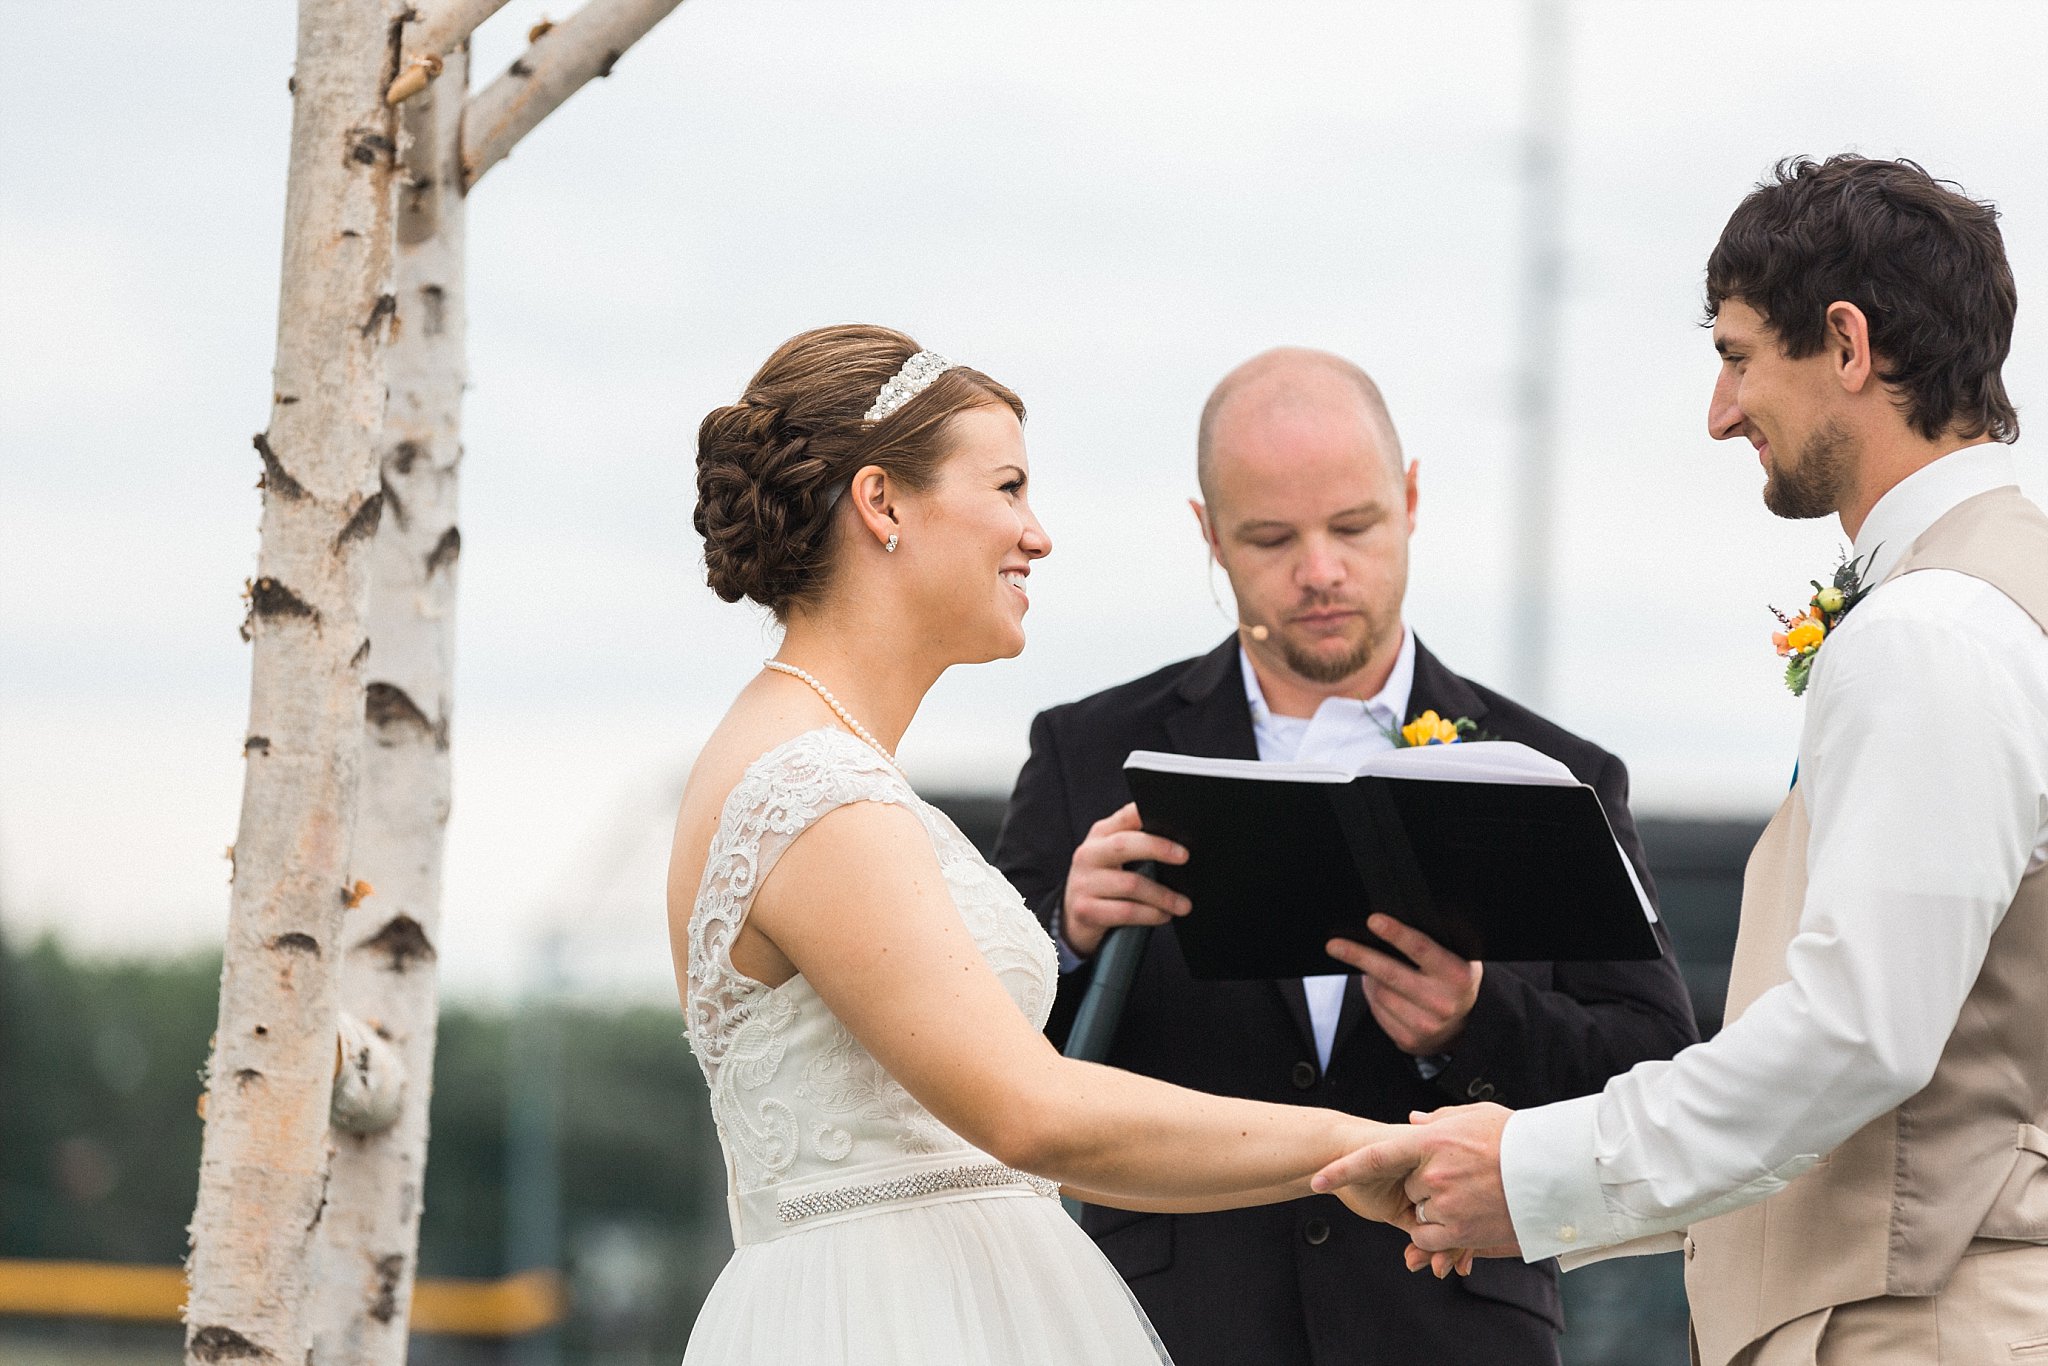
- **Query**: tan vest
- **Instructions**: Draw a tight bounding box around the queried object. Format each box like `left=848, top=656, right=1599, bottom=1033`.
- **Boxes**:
left=1685, top=486, right=2048, bottom=1366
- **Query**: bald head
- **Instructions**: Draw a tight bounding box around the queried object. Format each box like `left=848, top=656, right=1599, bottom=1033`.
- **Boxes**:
left=1196, top=348, right=1403, bottom=508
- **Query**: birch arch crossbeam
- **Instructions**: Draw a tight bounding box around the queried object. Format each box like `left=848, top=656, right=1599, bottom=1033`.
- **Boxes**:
left=185, top=4, right=685, bottom=1365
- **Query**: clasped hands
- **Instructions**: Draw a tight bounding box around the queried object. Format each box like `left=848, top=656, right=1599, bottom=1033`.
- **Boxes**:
left=1309, top=1101, right=1523, bottom=1277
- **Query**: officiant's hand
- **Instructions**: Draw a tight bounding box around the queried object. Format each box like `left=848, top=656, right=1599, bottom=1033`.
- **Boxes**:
left=1062, top=803, right=1191, bottom=958
left=1327, top=915, right=1483, bottom=1055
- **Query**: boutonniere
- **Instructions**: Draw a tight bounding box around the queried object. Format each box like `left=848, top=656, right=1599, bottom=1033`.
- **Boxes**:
left=1392, top=709, right=1487, bottom=747
left=1771, top=548, right=1878, bottom=697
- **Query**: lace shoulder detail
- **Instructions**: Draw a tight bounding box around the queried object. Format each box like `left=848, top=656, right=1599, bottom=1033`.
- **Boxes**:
left=684, top=729, right=915, bottom=1076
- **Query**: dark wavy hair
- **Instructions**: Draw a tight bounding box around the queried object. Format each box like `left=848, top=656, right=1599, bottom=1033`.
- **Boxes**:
left=694, top=325, right=1025, bottom=618
left=1705, top=155, right=2019, bottom=444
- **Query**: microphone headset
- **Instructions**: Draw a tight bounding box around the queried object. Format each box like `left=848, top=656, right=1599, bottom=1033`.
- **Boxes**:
left=1196, top=499, right=1270, bottom=642
left=1206, top=554, right=1269, bottom=641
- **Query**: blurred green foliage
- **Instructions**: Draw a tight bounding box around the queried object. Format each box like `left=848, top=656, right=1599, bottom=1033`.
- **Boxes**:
left=0, top=928, right=728, bottom=1361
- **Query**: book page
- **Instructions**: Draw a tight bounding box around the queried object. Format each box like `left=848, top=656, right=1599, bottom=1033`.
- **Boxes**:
left=1122, top=750, right=1354, bottom=783
left=1351, top=740, right=1576, bottom=785
left=1124, top=741, right=1576, bottom=786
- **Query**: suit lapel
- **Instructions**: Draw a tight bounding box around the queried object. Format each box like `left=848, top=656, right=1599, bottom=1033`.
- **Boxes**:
left=1402, top=636, right=1489, bottom=731
left=1164, top=637, right=1321, bottom=1059
left=1162, top=637, right=1259, bottom=760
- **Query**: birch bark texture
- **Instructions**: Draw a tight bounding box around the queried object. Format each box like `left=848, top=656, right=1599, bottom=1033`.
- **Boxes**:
left=185, top=1, right=404, bottom=1361
left=191, top=3, right=692, bottom=1361
left=308, top=39, right=469, bottom=1364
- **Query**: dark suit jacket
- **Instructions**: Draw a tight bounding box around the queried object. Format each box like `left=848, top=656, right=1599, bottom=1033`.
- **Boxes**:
left=994, top=635, right=1699, bottom=1366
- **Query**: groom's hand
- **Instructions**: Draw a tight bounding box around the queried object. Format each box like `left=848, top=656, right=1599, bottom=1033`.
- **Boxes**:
left=1312, top=1103, right=1522, bottom=1258
left=1061, top=803, right=1191, bottom=958
left=1327, top=915, right=1482, bottom=1055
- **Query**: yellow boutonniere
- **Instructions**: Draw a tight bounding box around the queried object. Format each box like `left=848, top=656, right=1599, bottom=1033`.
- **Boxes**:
left=1395, top=709, right=1483, bottom=747
left=1771, top=548, right=1877, bottom=697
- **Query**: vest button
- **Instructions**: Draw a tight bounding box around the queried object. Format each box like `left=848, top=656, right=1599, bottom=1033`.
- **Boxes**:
left=1291, top=1061, right=1318, bottom=1090
left=1684, top=1235, right=1696, bottom=1261
left=1304, top=1218, right=1331, bottom=1246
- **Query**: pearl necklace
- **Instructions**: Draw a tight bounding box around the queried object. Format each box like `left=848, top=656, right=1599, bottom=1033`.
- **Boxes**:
left=761, top=659, right=905, bottom=774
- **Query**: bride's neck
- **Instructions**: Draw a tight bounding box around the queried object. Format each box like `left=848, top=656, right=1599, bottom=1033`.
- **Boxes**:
left=771, top=613, right=940, bottom=757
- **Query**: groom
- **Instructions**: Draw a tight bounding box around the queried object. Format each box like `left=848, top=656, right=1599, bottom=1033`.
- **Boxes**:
left=995, top=347, right=1698, bottom=1365
left=1318, top=155, right=2048, bottom=1365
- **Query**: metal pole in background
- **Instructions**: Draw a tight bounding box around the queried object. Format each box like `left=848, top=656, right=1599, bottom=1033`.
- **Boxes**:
left=506, top=929, right=565, bottom=1366
left=1507, top=0, right=1568, bottom=708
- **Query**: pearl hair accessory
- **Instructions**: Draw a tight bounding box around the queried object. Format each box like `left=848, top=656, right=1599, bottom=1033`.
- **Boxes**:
left=762, top=659, right=904, bottom=775
left=864, top=350, right=955, bottom=423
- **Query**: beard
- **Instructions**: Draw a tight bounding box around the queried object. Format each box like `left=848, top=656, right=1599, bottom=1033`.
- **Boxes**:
left=1274, top=598, right=1397, bottom=685
left=1763, top=419, right=1856, bottom=520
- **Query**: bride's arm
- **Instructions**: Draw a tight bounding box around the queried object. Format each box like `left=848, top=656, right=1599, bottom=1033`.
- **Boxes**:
left=742, top=801, right=1403, bottom=1210
left=1055, top=1181, right=1309, bottom=1214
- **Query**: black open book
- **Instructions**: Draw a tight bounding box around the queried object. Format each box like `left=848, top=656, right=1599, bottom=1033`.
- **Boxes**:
left=1122, top=743, right=1660, bottom=981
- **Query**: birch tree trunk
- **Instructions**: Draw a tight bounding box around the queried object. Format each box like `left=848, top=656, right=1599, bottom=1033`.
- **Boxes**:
left=308, top=37, right=469, bottom=1365
left=186, top=2, right=403, bottom=1361
left=189, top=4, right=691, bottom=1359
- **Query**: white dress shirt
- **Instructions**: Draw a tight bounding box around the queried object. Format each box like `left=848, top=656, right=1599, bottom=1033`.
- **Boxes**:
left=1500, top=443, right=2048, bottom=1263
left=1241, top=629, right=1417, bottom=1071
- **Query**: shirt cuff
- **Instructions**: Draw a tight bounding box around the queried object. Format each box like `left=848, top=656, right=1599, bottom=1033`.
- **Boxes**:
left=1500, top=1095, right=1614, bottom=1262
left=1049, top=896, right=1086, bottom=975
left=1557, top=1230, right=1685, bottom=1272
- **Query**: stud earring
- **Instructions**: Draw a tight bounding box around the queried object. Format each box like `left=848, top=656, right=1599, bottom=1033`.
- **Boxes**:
left=884, top=534, right=899, bottom=553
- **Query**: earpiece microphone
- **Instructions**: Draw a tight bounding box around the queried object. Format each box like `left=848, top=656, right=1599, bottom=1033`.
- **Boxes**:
left=1207, top=557, right=1271, bottom=642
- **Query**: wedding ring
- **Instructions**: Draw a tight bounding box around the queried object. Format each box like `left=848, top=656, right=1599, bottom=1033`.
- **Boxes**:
left=1416, top=1199, right=1434, bottom=1225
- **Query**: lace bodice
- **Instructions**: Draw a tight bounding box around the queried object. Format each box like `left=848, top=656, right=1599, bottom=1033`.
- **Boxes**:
left=685, top=728, right=1059, bottom=1216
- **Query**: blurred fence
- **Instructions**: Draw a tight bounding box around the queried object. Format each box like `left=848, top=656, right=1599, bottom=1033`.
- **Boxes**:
left=0, top=801, right=1762, bottom=1366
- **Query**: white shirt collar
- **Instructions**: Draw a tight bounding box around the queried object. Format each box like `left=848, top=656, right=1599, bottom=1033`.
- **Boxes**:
left=1238, top=626, right=1417, bottom=725
left=1854, top=442, right=2019, bottom=585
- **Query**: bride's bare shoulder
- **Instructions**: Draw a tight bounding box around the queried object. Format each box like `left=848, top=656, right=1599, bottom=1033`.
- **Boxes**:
left=665, top=698, right=835, bottom=910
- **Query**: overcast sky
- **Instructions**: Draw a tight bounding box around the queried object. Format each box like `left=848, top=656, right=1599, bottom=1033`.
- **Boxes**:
left=3, top=0, right=2043, bottom=998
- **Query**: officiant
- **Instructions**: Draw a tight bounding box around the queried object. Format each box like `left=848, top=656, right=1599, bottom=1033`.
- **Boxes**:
left=993, top=347, right=1699, bottom=1366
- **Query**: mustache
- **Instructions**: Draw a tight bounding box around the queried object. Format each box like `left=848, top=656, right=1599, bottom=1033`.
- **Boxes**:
left=1284, top=594, right=1365, bottom=616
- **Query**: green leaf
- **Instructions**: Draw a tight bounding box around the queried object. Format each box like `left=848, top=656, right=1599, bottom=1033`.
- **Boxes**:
left=1785, top=654, right=1812, bottom=697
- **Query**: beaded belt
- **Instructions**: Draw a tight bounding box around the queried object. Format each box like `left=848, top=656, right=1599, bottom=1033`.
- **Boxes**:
left=730, top=1154, right=1060, bottom=1245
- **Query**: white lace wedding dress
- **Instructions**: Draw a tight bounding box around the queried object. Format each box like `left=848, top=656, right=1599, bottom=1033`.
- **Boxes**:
left=680, top=728, right=1172, bottom=1364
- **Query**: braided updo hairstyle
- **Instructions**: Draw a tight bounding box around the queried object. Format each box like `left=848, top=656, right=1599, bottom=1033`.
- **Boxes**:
left=695, top=324, right=1026, bottom=618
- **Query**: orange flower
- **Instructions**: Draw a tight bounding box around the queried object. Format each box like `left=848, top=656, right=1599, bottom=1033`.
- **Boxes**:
left=1785, top=617, right=1825, bottom=655
left=1401, top=710, right=1462, bottom=746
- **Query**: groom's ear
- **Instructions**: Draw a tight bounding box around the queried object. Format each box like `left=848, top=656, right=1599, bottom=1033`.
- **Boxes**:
left=1823, top=301, right=1875, bottom=396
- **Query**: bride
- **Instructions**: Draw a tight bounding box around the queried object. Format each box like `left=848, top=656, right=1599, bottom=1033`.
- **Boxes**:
left=668, top=325, right=1406, bottom=1363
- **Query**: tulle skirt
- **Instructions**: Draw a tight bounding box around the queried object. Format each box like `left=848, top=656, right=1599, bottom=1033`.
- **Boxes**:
left=681, top=1190, right=1172, bottom=1364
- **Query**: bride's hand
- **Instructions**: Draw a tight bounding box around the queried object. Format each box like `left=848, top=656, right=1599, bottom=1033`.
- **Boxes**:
left=1327, top=1162, right=1415, bottom=1228
left=1319, top=1119, right=1423, bottom=1227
